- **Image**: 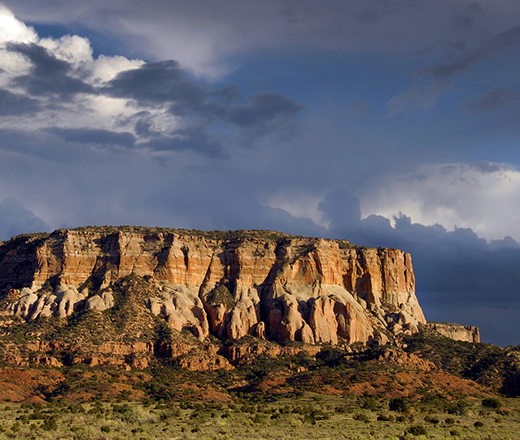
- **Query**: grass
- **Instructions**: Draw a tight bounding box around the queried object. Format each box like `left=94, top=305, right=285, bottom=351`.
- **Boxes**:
left=0, top=393, right=519, bottom=439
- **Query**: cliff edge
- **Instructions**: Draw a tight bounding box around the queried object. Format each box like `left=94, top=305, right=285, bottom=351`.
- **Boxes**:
left=0, top=227, right=428, bottom=347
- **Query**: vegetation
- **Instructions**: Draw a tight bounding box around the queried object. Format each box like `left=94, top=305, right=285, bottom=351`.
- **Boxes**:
left=0, top=390, right=517, bottom=439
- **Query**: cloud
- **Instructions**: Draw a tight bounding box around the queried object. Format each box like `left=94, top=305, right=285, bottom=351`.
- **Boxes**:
left=316, top=190, right=520, bottom=346
left=0, top=198, right=48, bottom=240
left=103, top=60, right=305, bottom=151
left=265, top=188, right=329, bottom=228
left=388, top=20, right=520, bottom=116
left=0, top=7, right=305, bottom=159
left=427, top=24, right=520, bottom=82
left=387, top=82, right=450, bottom=117
left=141, top=128, right=227, bottom=158
left=6, top=0, right=520, bottom=78
left=359, top=162, right=520, bottom=241
left=105, top=62, right=305, bottom=127
left=146, top=178, right=327, bottom=236
left=6, top=42, right=94, bottom=99
left=459, top=87, right=519, bottom=113
left=104, top=60, right=207, bottom=110
left=0, top=87, right=41, bottom=114
left=46, top=127, right=135, bottom=148
left=222, top=92, right=305, bottom=127
left=0, top=5, right=37, bottom=43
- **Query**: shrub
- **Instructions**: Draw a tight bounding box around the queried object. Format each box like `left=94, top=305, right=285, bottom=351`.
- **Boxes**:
left=363, top=397, right=378, bottom=411
left=482, top=398, right=501, bottom=409
left=446, top=400, right=470, bottom=416
left=377, top=414, right=394, bottom=422
left=474, top=421, right=484, bottom=428
left=101, top=425, right=111, bottom=433
left=407, top=425, right=428, bottom=436
left=41, top=417, right=58, bottom=431
left=424, top=415, right=439, bottom=424
left=389, top=397, right=409, bottom=413
left=353, top=413, right=370, bottom=422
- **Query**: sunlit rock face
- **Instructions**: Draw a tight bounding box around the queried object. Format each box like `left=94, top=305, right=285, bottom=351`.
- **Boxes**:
left=427, top=322, right=480, bottom=343
left=0, top=227, right=427, bottom=344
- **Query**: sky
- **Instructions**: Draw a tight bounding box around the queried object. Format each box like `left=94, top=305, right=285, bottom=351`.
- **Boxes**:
left=0, top=0, right=519, bottom=346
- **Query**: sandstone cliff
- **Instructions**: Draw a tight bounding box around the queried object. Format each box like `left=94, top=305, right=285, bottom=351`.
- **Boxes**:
left=427, top=322, right=480, bottom=343
left=0, top=227, right=426, bottom=348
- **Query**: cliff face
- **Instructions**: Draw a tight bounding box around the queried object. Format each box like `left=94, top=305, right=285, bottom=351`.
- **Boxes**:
left=0, top=228, right=426, bottom=346
left=427, top=323, right=480, bottom=343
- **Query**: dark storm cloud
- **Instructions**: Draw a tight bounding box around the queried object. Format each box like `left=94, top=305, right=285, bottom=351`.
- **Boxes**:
left=46, top=127, right=136, bottom=148
left=0, top=198, right=48, bottom=241
left=425, top=24, right=520, bottom=82
left=142, top=128, right=227, bottom=158
left=106, top=61, right=305, bottom=127
left=6, top=42, right=94, bottom=99
left=0, top=128, right=111, bottom=163
left=459, top=88, right=519, bottom=113
left=222, top=92, right=305, bottom=127
left=104, top=60, right=207, bottom=112
left=103, top=61, right=305, bottom=152
left=391, top=20, right=520, bottom=116
left=211, top=84, right=243, bottom=104
left=0, top=88, right=41, bottom=115
left=318, top=190, right=520, bottom=345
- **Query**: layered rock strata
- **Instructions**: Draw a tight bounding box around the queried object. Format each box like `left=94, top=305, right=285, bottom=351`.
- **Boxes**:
left=0, top=228, right=427, bottom=345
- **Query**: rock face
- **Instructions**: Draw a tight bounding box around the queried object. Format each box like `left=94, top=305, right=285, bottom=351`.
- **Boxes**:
left=0, top=227, right=427, bottom=345
left=428, top=322, right=481, bottom=343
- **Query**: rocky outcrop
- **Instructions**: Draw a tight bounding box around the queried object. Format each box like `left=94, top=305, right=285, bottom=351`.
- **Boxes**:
left=427, top=322, right=481, bottom=343
left=0, top=227, right=428, bottom=347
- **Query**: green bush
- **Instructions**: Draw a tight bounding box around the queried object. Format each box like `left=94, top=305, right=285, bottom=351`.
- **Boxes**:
left=353, top=413, right=370, bottom=422
left=424, top=415, right=439, bottom=424
left=407, top=424, right=428, bottom=436
left=363, top=397, right=378, bottom=411
left=376, top=414, right=394, bottom=422
left=41, top=417, right=58, bottom=431
left=482, top=398, right=501, bottom=409
left=389, top=397, right=410, bottom=413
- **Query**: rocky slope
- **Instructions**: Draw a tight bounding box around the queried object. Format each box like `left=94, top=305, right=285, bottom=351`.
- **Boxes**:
left=0, top=227, right=427, bottom=348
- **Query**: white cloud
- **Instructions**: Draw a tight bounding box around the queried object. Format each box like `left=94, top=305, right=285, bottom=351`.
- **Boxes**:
left=360, top=162, right=520, bottom=240
left=265, top=188, right=329, bottom=228
left=0, top=7, right=163, bottom=137
left=0, top=5, right=37, bottom=43
left=39, top=34, right=93, bottom=64
left=118, top=17, right=238, bottom=79
left=91, top=54, right=144, bottom=83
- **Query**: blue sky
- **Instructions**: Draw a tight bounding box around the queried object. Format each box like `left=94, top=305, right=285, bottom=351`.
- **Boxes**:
left=0, top=0, right=520, bottom=345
